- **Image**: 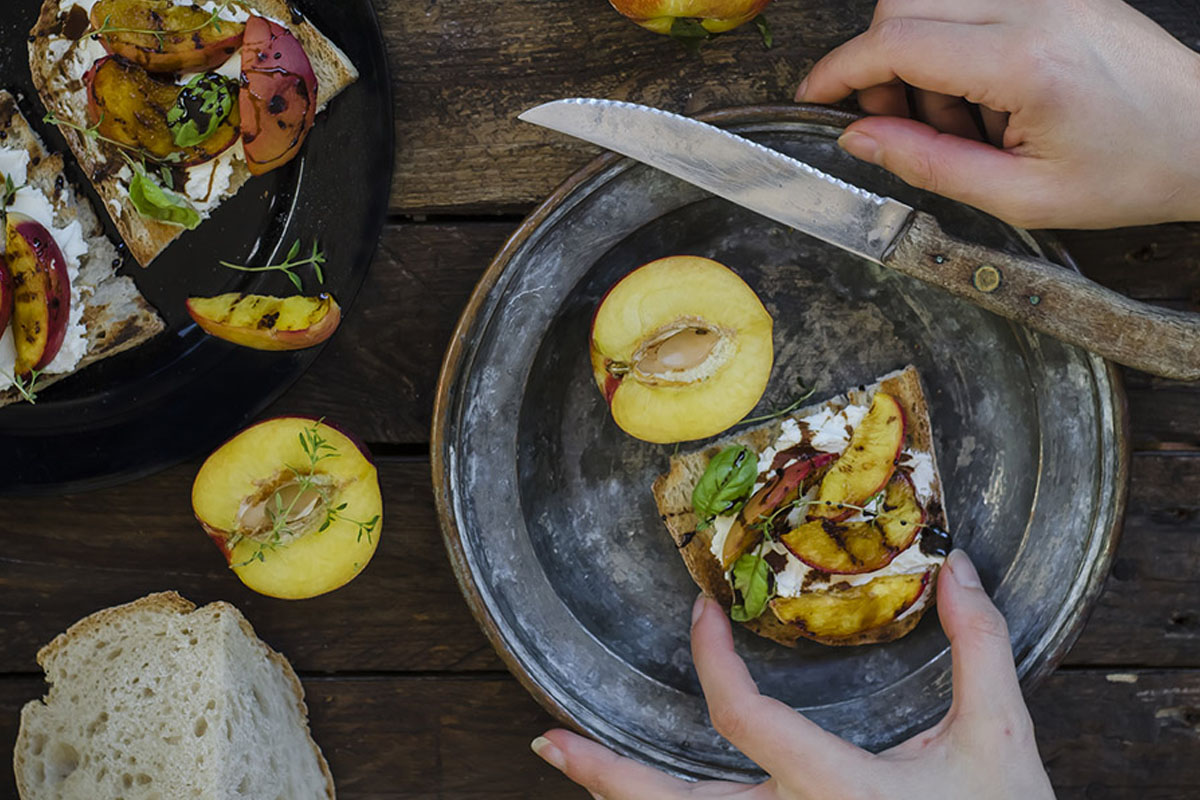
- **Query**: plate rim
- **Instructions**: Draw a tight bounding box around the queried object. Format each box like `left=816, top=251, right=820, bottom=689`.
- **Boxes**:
left=432, top=103, right=1130, bottom=772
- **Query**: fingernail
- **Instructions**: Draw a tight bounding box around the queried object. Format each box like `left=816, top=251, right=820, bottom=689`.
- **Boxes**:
left=947, top=549, right=982, bottom=589
left=795, top=77, right=810, bottom=101
left=837, top=131, right=880, bottom=164
left=692, top=593, right=708, bottom=625
left=531, top=736, right=566, bottom=771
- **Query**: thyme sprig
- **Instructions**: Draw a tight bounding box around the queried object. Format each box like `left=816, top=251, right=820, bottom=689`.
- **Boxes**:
left=231, top=420, right=379, bottom=567
left=219, top=239, right=327, bottom=292
left=5, top=369, right=46, bottom=405
left=739, top=379, right=817, bottom=426
left=83, top=1, right=234, bottom=48
left=44, top=112, right=180, bottom=165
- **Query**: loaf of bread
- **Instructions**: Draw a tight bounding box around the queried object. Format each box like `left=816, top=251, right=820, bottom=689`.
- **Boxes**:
left=13, top=592, right=334, bottom=799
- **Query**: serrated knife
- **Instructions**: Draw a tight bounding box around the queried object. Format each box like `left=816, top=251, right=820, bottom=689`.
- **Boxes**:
left=519, top=98, right=1200, bottom=381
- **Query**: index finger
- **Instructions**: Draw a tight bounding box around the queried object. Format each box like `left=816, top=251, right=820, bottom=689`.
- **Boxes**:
left=799, top=19, right=1013, bottom=108
left=690, top=596, right=868, bottom=785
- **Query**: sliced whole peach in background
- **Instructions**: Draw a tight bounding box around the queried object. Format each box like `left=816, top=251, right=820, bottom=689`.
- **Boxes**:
left=810, top=392, right=905, bottom=520
left=770, top=570, right=929, bottom=638
left=187, top=292, right=341, bottom=351
left=89, top=0, right=245, bottom=73
left=608, top=0, right=773, bottom=34
left=589, top=255, right=773, bottom=443
left=240, top=16, right=317, bottom=176
left=192, top=417, right=382, bottom=599
left=7, top=213, right=70, bottom=375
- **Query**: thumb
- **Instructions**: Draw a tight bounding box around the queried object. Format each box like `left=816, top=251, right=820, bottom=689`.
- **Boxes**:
left=837, top=116, right=1044, bottom=227
left=937, top=549, right=1026, bottom=719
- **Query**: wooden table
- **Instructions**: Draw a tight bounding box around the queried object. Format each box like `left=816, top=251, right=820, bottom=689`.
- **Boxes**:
left=5, top=1, right=1200, bottom=797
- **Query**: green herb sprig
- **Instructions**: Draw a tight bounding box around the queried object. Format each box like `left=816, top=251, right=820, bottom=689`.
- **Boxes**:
left=730, top=544, right=771, bottom=621
left=6, top=369, right=45, bottom=405
left=231, top=420, right=380, bottom=567
left=219, top=239, right=327, bottom=292
left=739, top=378, right=817, bottom=426
left=691, top=445, right=757, bottom=531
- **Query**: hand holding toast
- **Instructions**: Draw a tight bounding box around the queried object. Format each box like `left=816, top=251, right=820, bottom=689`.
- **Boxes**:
left=798, top=0, right=1200, bottom=229
left=532, top=551, right=1055, bottom=800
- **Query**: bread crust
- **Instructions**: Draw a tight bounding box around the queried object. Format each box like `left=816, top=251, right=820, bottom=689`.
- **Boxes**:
left=28, top=0, right=360, bottom=267
left=14, top=591, right=335, bottom=800
left=0, top=90, right=164, bottom=406
left=652, top=366, right=949, bottom=647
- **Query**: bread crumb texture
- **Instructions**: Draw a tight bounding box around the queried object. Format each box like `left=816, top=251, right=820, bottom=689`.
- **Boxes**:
left=14, top=592, right=333, bottom=800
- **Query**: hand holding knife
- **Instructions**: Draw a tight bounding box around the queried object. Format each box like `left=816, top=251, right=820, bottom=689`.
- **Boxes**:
left=520, top=98, right=1200, bottom=381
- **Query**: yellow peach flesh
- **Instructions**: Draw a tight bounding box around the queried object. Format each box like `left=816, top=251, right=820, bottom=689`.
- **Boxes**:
left=192, top=418, right=381, bottom=599
left=591, top=256, right=773, bottom=443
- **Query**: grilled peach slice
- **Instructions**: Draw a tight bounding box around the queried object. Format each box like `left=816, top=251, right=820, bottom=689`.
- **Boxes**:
left=89, top=0, right=245, bottom=73
left=0, top=257, right=11, bottom=334
left=192, top=417, right=382, bottom=599
left=609, top=0, right=773, bottom=34
left=720, top=452, right=835, bottom=570
left=877, top=473, right=925, bottom=550
left=86, top=57, right=240, bottom=166
left=770, top=571, right=929, bottom=638
left=240, top=16, right=317, bottom=175
left=590, top=256, right=773, bottom=443
left=187, top=293, right=341, bottom=351
left=810, top=392, right=905, bottom=520
left=7, top=213, right=70, bottom=375
left=781, top=473, right=926, bottom=573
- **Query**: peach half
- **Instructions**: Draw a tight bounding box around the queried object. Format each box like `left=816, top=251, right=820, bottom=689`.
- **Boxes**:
left=187, top=293, right=341, bottom=351
left=192, top=417, right=382, bottom=599
left=589, top=256, right=773, bottom=444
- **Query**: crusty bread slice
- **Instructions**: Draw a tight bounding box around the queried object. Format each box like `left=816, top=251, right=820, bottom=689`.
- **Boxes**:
left=13, top=592, right=335, bottom=800
left=29, top=0, right=360, bottom=267
left=0, top=90, right=163, bottom=407
left=652, top=366, right=949, bottom=647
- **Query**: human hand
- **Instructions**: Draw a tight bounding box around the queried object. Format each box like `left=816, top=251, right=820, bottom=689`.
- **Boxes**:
left=530, top=550, right=1056, bottom=800
left=795, top=0, right=1200, bottom=229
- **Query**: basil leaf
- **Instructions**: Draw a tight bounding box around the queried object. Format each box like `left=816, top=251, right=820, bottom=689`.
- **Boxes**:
left=730, top=549, right=771, bottom=622
left=692, top=445, right=757, bottom=520
left=167, top=73, right=236, bottom=148
left=127, top=162, right=201, bottom=230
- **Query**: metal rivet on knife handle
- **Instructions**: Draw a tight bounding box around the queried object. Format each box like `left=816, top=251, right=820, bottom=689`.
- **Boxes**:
left=972, top=265, right=1002, bottom=293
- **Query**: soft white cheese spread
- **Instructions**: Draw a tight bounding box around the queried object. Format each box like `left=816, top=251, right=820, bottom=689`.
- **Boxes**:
left=183, top=139, right=241, bottom=214
left=707, top=393, right=943, bottom=600
left=213, top=50, right=242, bottom=81
left=0, top=147, right=92, bottom=391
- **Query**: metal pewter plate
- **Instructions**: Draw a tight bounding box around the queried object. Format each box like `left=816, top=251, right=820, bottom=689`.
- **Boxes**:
left=433, top=106, right=1128, bottom=781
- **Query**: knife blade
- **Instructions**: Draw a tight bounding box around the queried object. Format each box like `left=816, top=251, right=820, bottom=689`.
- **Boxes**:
left=519, top=98, right=1200, bottom=381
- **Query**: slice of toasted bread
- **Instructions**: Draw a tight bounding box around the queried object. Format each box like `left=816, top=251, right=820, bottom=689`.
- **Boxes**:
left=28, top=0, right=360, bottom=267
left=0, top=90, right=163, bottom=407
left=13, top=592, right=335, bottom=800
left=652, top=366, right=949, bottom=647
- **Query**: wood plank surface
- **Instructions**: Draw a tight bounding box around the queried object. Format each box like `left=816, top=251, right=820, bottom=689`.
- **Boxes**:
left=3, top=452, right=1199, bottom=675
left=275, top=222, right=1200, bottom=446
left=3, top=669, right=1199, bottom=798
left=380, top=0, right=1200, bottom=213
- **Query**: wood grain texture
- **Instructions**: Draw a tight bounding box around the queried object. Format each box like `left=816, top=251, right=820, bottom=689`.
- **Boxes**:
left=2, top=453, right=1199, bottom=676
left=0, top=459, right=503, bottom=676
left=378, top=0, right=1200, bottom=214
left=3, top=669, right=1199, bottom=798
left=275, top=221, right=1200, bottom=445
left=884, top=212, right=1200, bottom=380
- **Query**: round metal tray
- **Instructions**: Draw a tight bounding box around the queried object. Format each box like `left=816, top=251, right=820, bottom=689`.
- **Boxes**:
left=433, top=106, right=1128, bottom=781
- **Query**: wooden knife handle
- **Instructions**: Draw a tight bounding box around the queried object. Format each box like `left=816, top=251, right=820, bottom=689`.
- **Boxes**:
left=883, top=211, right=1200, bottom=380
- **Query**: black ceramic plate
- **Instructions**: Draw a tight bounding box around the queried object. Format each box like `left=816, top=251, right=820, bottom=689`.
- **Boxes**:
left=0, top=0, right=392, bottom=495
left=435, top=107, right=1128, bottom=781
